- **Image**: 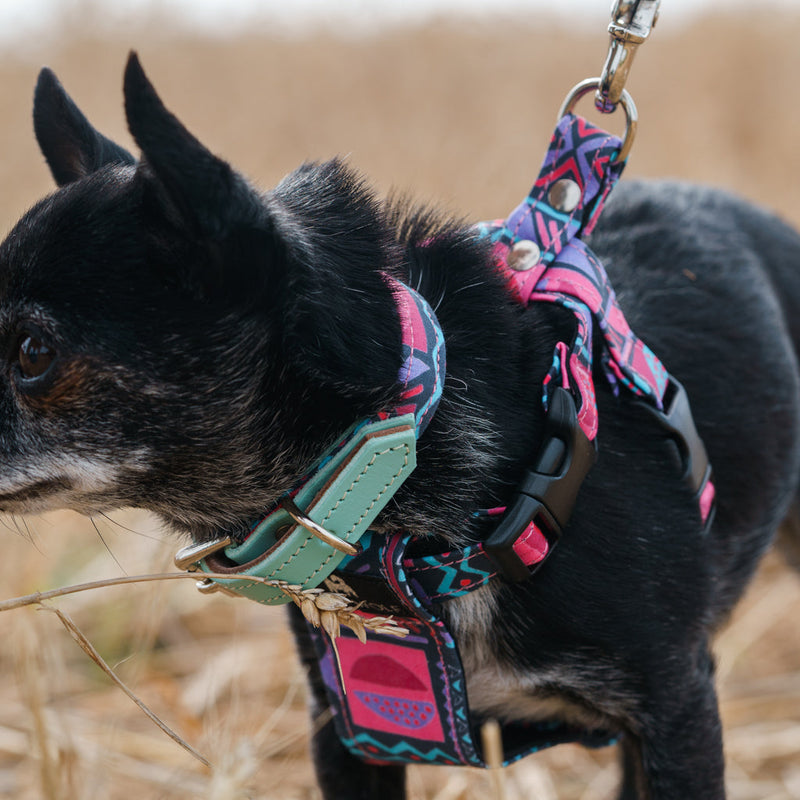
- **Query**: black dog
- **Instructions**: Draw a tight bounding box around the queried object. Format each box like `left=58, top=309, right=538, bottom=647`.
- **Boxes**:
left=2, top=53, right=799, bottom=799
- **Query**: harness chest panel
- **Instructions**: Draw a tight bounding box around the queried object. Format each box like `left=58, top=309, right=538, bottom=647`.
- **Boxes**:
left=308, top=534, right=614, bottom=766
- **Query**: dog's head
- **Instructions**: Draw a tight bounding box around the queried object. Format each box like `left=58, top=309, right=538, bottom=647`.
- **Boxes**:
left=0, top=53, right=403, bottom=540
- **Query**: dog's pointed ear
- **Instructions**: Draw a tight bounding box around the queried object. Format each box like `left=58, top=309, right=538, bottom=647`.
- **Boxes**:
left=123, top=52, right=260, bottom=238
left=33, top=67, right=136, bottom=186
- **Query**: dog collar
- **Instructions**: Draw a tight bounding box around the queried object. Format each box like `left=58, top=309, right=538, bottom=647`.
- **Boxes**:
left=174, top=276, right=446, bottom=604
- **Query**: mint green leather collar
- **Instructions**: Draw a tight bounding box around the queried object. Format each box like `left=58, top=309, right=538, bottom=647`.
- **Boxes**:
left=192, top=416, right=415, bottom=604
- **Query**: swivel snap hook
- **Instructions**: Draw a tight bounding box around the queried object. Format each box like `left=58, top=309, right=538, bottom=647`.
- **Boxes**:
left=596, top=0, right=660, bottom=113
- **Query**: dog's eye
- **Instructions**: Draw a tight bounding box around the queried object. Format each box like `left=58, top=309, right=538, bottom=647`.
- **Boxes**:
left=18, top=335, right=56, bottom=380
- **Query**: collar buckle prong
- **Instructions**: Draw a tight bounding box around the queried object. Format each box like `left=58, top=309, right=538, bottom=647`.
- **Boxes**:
left=281, top=497, right=361, bottom=556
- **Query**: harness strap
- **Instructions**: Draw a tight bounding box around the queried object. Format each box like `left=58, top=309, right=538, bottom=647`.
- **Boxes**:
left=178, top=110, right=716, bottom=771
left=314, top=107, right=715, bottom=763
left=479, top=114, right=626, bottom=307
left=532, top=238, right=670, bottom=438
left=402, top=513, right=550, bottom=605
left=479, top=114, right=712, bottom=532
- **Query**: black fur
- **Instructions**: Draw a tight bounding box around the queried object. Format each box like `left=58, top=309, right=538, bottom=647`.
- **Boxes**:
left=1, top=53, right=799, bottom=799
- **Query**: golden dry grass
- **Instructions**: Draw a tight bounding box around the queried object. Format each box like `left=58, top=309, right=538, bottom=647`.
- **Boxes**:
left=1, top=10, right=800, bottom=799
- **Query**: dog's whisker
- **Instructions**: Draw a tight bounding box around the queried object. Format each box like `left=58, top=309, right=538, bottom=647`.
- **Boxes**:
left=453, top=280, right=487, bottom=295
left=0, top=515, right=18, bottom=535
left=96, top=511, right=164, bottom=542
left=11, top=514, right=30, bottom=541
left=89, top=516, right=127, bottom=576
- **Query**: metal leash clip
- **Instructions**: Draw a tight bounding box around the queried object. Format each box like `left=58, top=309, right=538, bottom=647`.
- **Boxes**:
left=596, top=0, right=661, bottom=112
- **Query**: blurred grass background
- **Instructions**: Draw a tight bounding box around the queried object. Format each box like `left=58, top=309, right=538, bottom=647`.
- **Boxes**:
left=1, top=6, right=800, bottom=799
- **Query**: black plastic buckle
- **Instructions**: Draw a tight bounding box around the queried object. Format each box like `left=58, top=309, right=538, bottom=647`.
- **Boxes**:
left=484, top=387, right=597, bottom=582
left=636, top=377, right=711, bottom=496
left=636, top=377, right=715, bottom=527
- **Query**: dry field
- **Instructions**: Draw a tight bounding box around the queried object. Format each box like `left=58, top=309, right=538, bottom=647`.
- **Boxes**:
left=1, top=9, right=800, bottom=799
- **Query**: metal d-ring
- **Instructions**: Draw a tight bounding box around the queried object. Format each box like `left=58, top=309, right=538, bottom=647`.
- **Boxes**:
left=280, top=497, right=361, bottom=556
left=558, top=78, right=638, bottom=164
left=173, top=536, right=232, bottom=571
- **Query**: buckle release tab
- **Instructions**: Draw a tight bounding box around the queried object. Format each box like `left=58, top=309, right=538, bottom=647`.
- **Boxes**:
left=485, top=388, right=597, bottom=581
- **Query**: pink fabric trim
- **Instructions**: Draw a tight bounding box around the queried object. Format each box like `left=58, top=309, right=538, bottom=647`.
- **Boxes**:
left=511, top=522, right=550, bottom=566
left=699, top=481, right=716, bottom=524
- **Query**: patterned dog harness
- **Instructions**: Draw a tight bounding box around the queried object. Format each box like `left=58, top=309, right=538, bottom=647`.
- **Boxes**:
left=180, top=113, right=715, bottom=768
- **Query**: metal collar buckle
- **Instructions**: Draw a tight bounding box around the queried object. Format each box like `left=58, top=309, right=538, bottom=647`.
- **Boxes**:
left=173, top=536, right=235, bottom=595
left=280, top=497, right=361, bottom=556
left=174, top=536, right=232, bottom=571
left=171, top=496, right=362, bottom=596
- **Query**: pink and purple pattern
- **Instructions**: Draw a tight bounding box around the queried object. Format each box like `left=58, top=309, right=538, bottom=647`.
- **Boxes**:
left=384, top=276, right=446, bottom=438
left=309, top=531, right=613, bottom=766
left=477, top=113, right=625, bottom=301
left=478, top=114, right=669, bottom=439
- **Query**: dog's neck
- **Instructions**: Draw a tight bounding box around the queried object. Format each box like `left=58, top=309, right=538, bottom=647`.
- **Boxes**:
left=175, top=275, right=447, bottom=601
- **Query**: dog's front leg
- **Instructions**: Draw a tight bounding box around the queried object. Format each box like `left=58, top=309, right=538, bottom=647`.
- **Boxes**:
left=287, top=606, right=407, bottom=800
left=617, top=735, right=646, bottom=800
left=622, top=643, right=725, bottom=800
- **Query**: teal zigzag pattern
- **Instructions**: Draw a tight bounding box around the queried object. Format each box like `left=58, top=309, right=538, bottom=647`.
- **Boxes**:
left=342, top=731, right=482, bottom=766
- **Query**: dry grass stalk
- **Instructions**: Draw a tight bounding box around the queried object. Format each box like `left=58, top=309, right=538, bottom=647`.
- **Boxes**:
left=40, top=604, right=213, bottom=770
left=273, top=581, right=408, bottom=642
left=480, top=719, right=506, bottom=800
left=0, top=570, right=409, bottom=790
left=15, top=623, right=60, bottom=800
left=429, top=772, right=470, bottom=800
left=0, top=570, right=296, bottom=613
left=715, top=573, right=800, bottom=683
left=1, top=573, right=407, bottom=642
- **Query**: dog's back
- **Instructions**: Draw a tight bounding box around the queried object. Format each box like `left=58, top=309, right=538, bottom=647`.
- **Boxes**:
left=591, top=181, right=800, bottom=613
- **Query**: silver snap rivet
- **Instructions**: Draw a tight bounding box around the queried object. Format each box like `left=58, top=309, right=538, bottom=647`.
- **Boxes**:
left=548, top=179, right=582, bottom=213
left=508, top=240, right=541, bottom=271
